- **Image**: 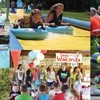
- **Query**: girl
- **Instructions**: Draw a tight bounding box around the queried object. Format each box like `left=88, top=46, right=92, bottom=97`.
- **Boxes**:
left=26, top=69, right=33, bottom=91
left=47, top=64, right=56, bottom=89
left=30, top=9, right=45, bottom=29
left=33, top=65, right=39, bottom=90
left=73, top=74, right=82, bottom=100
left=45, top=3, right=70, bottom=27
left=70, top=67, right=82, bottom=82
left=15, top=64, right=25, bottom=86
left=38, top=66, right=47, bottom=86
left=14, top=9, right=45, bottom=29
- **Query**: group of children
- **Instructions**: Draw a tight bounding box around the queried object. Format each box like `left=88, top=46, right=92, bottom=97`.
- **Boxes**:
left=10, top=63, right=84, bottom=100
left=90, top=6, right=100, bottom=36
left=13, top=3, right=70, bottom=30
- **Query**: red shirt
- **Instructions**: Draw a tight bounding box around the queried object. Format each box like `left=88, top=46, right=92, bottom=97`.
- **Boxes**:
left=54, top=93, right=65, bottom=100
left=90, top=16, right=100, bottom=36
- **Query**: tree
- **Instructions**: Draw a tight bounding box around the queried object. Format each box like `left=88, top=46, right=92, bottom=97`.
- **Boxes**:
left=5, top=0, right=10, bottom=21
left=97, top=0, right=100, bottom=4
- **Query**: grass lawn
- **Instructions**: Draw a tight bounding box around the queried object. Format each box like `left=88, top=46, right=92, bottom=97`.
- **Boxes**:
left=42, top=10, right=90, bottom=21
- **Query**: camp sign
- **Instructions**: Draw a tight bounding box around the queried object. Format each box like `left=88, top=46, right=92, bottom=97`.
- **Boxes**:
left=56, top=53, right=82, bottom=63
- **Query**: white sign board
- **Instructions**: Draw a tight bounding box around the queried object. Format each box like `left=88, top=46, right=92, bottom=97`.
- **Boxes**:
left=56, top=53, right=82, bottom=63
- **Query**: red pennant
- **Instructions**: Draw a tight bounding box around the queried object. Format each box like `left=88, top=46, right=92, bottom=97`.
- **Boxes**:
left=11, top=50, right=21, bottom=69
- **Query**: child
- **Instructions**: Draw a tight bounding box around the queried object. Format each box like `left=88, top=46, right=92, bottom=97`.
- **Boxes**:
left=36, top=85, right=49, bottom=100
left=15, top=64, right=25, bottom=86
left=65, top=88, right=79, bottom=100
left=17, top=15, right=30, bottom=28
left=47, top=64, right=56, bottom=89
left=17, top=0, right=23, bottom=9
left=30, top=9, right=45, bottom=29
left=15, top=85, right=33, bottom=100
left=49, top=82, right=61, bottom=100
left=33, top=65, right=39, bottom=90
left=38, top=66, right=47, bottom=86
left=14, top=9, right=45, bottom=30
left=54, top=84, right=68, bottom=100
left=10, top=84, right=21, bottom=100
left=45, top=3, right=70, bottom=27
left=0, top=11, right=5, bottom=30
left=26, top=69, right=33, bottom=91
left=70, top=67, right=82, bottom=82
left=73, top=74, right=82, bottom=99
left=57, top=64, right=70, bottom=86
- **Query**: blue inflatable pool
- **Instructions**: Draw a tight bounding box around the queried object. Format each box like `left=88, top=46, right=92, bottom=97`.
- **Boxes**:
left=10, top=28, right=48, bottom=40
left=10, top=26, right=73, bottom=40
left=42, top=14, right=90, bottom=30
left=63, top=17, right=90, bottom=30
left=46, top=26, right=73, bottom=34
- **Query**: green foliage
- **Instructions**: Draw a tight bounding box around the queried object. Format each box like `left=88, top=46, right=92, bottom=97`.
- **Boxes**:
left=41, top=0, right=89, bottom=11
left=91, top=36, right=100, bottom=54
left=42, top=10, right=90, bottom=21
left=0, top=0, right=6, bottom=8
left=96, top=0, right=100, bottom=4
left=0, top=69, right=10, bottom=100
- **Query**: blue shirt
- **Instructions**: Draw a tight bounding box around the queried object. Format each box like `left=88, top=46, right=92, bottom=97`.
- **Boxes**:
left=17, top=0, right=23, bottom=8
left=39, top=93, right=49, bottom=100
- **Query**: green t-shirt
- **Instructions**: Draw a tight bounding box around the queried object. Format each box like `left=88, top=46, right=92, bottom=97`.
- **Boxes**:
left=15, top=94, right=32, bottom=100
left=70, top=73, right=77, bottom=81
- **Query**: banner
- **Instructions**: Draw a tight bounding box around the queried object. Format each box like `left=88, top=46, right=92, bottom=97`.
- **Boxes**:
left=56, top=53, right=82, bottom=63
left=11, top=50, right=21, bottom=69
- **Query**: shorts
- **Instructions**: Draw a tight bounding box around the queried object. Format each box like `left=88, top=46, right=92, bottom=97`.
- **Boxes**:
left=47, top=81, right=54, bottom=87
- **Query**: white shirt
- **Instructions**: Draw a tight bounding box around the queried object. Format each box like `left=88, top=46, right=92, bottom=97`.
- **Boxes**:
left=74, top=80, right=82, bottom=94
left=16, top=70, right=24, bottom=81
left=47, top=71, right=55, bottom=82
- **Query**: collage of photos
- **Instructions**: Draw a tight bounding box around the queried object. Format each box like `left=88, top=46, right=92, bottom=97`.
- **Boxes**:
left=0, top=0, right=99, bottom=100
